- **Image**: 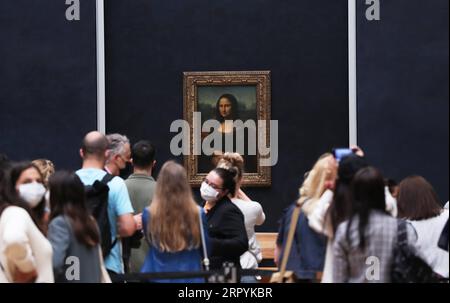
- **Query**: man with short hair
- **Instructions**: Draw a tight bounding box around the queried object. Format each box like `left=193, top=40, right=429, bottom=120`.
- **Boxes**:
left=105, top=133, right=132, bottom=177
left=76, top=131, right=136, bottom=277
left=124, top=140, right=157, bottom=273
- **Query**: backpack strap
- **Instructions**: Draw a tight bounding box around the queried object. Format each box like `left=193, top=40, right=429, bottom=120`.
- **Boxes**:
left=198, top=207, right=210, bottom=271
left=397, top=220, right=408, bottom=246
left=110, top=238, right=118, bottom=250
left=101, top=173, right=114, bottom=185
left=293, top=199, right=309, bottom=256
left=100, top=173, right=117, bottom=253
left=279, top=201, right=302, bottom=280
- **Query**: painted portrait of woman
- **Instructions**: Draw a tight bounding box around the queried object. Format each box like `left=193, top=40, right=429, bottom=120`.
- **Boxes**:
left=198, top=91, right=257, bottom=174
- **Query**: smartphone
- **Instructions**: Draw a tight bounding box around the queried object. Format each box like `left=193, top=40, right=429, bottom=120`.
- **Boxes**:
left=332, top=148, right=354, bottom=162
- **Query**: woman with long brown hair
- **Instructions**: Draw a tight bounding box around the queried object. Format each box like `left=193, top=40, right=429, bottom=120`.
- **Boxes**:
left=141, top=161, right=209, bottom=283
left=47, top=171, right=110, bottom=283
left=9, top=162, right=48, bottom=234
left=0, top=163, right=53, bottom=283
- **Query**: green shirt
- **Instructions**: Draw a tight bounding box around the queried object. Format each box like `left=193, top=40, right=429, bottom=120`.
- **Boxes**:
left=125, top=174, right=156, bottom=213
left=124, top=173, right=156, bottom=272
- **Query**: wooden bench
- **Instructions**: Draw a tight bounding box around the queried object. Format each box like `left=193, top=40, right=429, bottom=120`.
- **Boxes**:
left=254, top=232, right=278, bottom=282
left=256, top=232, right=277, bottom=260
left=255, top=232, right=278, bottom=270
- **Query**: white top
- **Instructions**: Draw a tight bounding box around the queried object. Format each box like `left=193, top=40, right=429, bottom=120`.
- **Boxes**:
left=308, top=190, right=334, bottom=238
left=230, top=198, right=266, bottom=269
left=308, top=190, right=334, bottom=283
left=385, top=187, right=398, bottom=218
left=0, top=206, right=54, bottom=283
left=409, top=210, right=449, bottom=278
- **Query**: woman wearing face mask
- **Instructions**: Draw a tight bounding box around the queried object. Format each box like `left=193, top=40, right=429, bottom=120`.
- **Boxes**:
left=201, top=166, right=248, bottom=277
left=216, top=153, right=265, bottom=278
left=9, top=162, right=48, bottom=234
left=0, top=165, right=54, bottom=283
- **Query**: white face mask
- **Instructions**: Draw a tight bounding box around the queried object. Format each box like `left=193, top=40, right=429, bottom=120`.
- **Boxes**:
left=200, top=181, right=220, bottom=202
left=18, top=182, right=46, bottom=208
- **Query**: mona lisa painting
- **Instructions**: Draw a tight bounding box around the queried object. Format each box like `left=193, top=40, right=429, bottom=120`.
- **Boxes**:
left=183, top=71, right=271, bottom=187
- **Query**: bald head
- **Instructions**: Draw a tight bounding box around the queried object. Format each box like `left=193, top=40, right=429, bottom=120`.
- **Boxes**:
left=81, top=131, right=108, bottom=160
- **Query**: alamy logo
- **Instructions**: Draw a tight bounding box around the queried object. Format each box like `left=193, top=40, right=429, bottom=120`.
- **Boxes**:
left=365, top=256, right=380, bottom=281
left=65, top=256, right=80, bottom=281
left=169, top=112, right=279, bottom=167
left=65, top=0, right=80, bottom=21
left=366, top=0, right=381, bottom=21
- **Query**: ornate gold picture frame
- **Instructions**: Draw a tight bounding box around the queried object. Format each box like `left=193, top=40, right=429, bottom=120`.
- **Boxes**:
left=183, top=71, right=272, bottom=187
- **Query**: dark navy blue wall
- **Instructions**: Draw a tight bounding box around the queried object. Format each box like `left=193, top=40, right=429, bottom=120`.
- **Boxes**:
left=0, top=0, right=97, bottom=170
left=2, top=1, right=447, bottom=231
left=357, top=0, right=449, bottom=202
left=104, top=0, right=350, bottom=231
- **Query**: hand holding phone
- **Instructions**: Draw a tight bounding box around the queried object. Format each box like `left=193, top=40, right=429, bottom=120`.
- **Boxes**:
left=332, top=148, right=353, bottom=162
left=332, top=145, right=365, bottom=162
left=350, top=145, right=365, bottom=157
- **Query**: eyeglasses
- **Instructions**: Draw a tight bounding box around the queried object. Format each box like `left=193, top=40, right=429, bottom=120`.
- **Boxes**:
left=203, top=178, right=223, bottom=190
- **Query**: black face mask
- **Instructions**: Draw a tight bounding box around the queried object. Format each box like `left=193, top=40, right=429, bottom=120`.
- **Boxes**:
left=119, top=162, right=133, bottom=180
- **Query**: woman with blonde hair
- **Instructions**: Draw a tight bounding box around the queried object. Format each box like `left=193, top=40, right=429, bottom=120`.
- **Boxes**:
left=309, top=152, right=368, bottom=283
left=298, top=153, right=337, bottom=217
left=32, top=159, right=55, bottom=230
left=215, top=152, right=265, bottom=280
left=275, top=153, right=337, bottom=281
left=141, top=161, right=209, bottom=283
left=32, top=159, right=55, bottom=187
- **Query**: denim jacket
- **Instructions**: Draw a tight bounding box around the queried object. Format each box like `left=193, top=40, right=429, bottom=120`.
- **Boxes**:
left=276, top=201, right=327, bottom=280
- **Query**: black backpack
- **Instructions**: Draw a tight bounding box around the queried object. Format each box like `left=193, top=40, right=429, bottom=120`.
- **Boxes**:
left=391, top=220, right=442, bottom=283
left=85, top=173, right=117, bottom=258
